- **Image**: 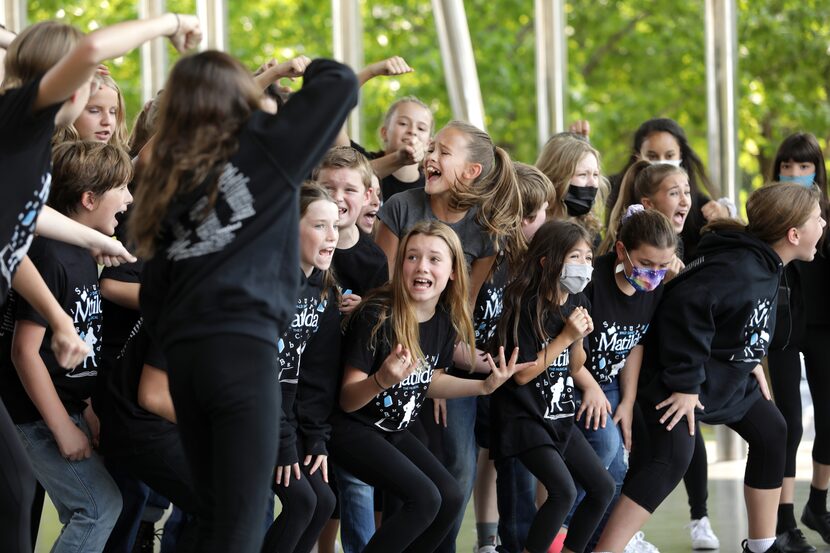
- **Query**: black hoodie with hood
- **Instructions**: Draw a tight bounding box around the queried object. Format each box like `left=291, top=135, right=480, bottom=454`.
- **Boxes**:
left=638, top=229, right=782, bottom=425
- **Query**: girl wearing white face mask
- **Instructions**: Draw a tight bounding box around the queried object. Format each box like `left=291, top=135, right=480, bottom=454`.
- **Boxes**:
left=493, top=220, right=615, bottom=553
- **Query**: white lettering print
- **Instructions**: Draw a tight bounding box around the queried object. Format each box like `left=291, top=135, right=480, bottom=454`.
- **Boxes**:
left=594, top=322, right=649, bottom=382
left=278, top=296, right=325, bottom=384
left=731, top=298, right=772, bottom=364
left=0, top=173, right=50, bottom=291
left=373, top=353, right=439, bottom=432
left=68, top=285, right=102, bottom=378
left=536, top=344, right=575, bottom=420
left=167, top=163, right=257, bottom=261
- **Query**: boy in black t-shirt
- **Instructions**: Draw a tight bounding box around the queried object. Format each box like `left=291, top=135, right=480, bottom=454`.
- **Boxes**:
left=0, top=141, right=133, bottom=551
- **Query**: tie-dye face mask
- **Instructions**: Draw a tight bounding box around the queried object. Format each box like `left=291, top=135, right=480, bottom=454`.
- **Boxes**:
left=617, top=249, right=667, bottom=293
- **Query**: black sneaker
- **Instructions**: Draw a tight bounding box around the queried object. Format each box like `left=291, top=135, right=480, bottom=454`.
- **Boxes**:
left=132, top=521, right=158, bottom=553
left=776, top=528, right=816, bottom=553
left=801, top=504, right=830, bottom=544
left=742, top=539, right=783, bottom=553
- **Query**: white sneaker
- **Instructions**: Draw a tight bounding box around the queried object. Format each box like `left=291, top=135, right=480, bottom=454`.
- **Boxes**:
left=689, top=516, right=720, bottom=550
left=473, top=545, right=498, bottom=553
left=624, top=531, right=660, bottom=553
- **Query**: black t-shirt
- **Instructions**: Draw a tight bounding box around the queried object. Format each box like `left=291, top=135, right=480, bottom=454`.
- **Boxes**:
left=0, top=76, right=62, bottom=303
left=140, top=59, right=358, bottom=349
left=343, top=305, right=455, bottom=432
left=490, top=293, right=589, bottom=459
left=0, top=237, right=102, bottom=423
left=351, top=140, right=425, bottom=202
left=98, top=318, right=175, bottom=456
left=331, top=232, right=388, bottom=297
left=474, top=259, right=509, bottom=350
left=585, top=253, right=663, bottom=385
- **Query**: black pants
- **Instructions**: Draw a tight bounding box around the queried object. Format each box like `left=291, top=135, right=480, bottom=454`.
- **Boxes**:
left=263, top=442, right=335, bottom=553
left=518, top=428, right=615, bottom=553
left=624, top=396, right=787, bottom=513
left=329, top=416, right=463, bottom=552
left=166, top=334, right=280, bottom=553
left=0, top=398, right=34, bottom=553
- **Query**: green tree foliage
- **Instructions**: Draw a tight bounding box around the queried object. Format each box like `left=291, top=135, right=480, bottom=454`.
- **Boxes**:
left=24, top=0, right=830, bottom=196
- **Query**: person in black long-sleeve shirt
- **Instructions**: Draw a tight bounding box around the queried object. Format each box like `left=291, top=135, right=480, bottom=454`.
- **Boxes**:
left=595, top=183, right=826, bottom=553
left=130, top=52, right=358, bottom=553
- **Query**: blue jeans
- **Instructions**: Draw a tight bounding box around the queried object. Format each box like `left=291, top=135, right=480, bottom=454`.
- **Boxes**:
left=495, top=456, right=536, bottom=553
left=17, top=413, right=122, bottom=553
left=435, top=396, right=478, bottom=553
left=565, top=381, right=626, bottom=542
left=333, top=465, right=375, bottom=553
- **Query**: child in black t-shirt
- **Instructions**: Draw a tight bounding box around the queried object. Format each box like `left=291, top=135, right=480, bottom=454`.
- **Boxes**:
left=264, top=183, right=340, bottom=553
left=564, top=207, right=677, bottom=550
left=493, top=219, right=615, bottom=553
left=329, top=221, right=524, bottom=553
left=1, top=141, right=133, bottom=552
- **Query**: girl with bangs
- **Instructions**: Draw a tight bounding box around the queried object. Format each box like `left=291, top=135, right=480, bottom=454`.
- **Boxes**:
left=330, top=221, right=527, bottom=552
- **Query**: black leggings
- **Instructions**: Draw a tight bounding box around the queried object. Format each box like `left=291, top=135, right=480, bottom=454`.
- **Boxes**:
left=166, top=334, right=280, bottom=553
left=519, top=428, right=615, bottom=553
left=263, top=442, right=335, bottom=553
left=0, top=398, right=34, bottom=553
left=329, top=416, right=463, bottom=552
left=769, top=324, right=830, bottom=476
left=624, top=396, right=786, bottom=513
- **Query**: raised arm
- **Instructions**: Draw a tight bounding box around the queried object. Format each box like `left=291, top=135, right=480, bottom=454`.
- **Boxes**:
left=35, top=13, right=201, bottom=111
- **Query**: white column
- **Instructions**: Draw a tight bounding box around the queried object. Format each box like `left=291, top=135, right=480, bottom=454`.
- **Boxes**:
left=139, top=0, right=167, bottom=102
left=332, top=0, right=363, bottom=143
left=197, top=0, right=227, bottom=52
left=2, top=0, right=26, bottom=31
left=431, top=0, right=485, bottom=130
left=705, top=0, right=740, bottom=202
left=535, top=0, right=567, bottom=149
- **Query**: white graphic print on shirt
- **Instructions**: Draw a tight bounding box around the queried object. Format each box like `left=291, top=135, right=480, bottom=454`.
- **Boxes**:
left=592, top=321, right=650, bottom=384
left=538, top=347, right=575, bottom=420
left=373, top=354, right=438, bottom=432
left=278, top=295, right=326, bottom=384
left=475, top=282, right=505, bottom=345
left=167, top=163, right=257, bottom=261
left=730, top=298, right=773, bottom=364
left=0, top=173, right=50, bottom=293
left=69, top=284, right=102, bottom=378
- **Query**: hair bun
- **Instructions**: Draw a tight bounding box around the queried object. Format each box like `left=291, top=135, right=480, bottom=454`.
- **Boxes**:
left=622, top=203, right=645, bottom=224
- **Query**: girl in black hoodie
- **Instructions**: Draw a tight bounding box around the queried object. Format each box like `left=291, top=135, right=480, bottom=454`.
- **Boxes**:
left=593, top=183, right=825, bottom=553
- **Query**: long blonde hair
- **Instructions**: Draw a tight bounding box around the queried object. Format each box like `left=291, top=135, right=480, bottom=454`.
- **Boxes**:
left=535, top=134, right=608, bottom=238
left=353, top=220, right=475, bottom=371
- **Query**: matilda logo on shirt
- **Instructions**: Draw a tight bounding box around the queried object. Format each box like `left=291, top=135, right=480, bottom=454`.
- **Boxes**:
left=731, top=298, right=772, bottom=364
left=373, top=354, right=438, bottom=432
left=475, top=284, right=505, bottom=344
left=593, top=322, right=649, bottom=383
left=537, top=347, right=575, bottom=420
left=69, top=285, right=102, bottom=377
left=167, top=163, right=256, bottom=261
left=0, top=173, right=50, bottom=292
left=278, top=296, right=325, bottom=384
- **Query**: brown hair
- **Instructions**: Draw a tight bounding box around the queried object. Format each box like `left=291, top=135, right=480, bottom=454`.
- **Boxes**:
left=443, top=120, right=524, bottom=269
left=705, top=182, right=821, bottom=242
left=515, top=162, right=556, bottom=221
left=600, top=160, right=687, bottom=254
left=48, top=140, right=133, bottom=215
left=617, top=208, right=678, bottom=252
left=535, top=134, right=608, bottom=238
left=128, top=93, right=162, bottom=158
left=312, top=146, right=374, bottom=191
left=130, top=51, right=262, bottom=258
left=353, top=220, right=475, bottom=370
left=2, top=21, right=82, bottom=90
left=53, top=72, right=129, bottom=151
left=300, top=181, right=340, bottom=301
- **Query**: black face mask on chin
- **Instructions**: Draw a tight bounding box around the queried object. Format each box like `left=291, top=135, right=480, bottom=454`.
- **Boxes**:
left=563, top=185, right=598, bottom=216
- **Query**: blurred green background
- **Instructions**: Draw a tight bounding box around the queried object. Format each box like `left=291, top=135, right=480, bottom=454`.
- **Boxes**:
left=23, top=0, right=830, bottom=203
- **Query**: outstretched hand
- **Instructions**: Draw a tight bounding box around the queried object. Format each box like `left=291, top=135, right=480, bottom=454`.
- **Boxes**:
left=482, top=346, right=536, bottom=394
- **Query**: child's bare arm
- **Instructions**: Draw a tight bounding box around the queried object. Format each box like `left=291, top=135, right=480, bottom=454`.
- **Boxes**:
left=253, top=56, right=311, bottom=90
left=138, top=364, right=176, bottom=423
left=36, top=206, right=136, bottom=266
left=11, top=320, right=91, bottom=460
left=358, top=56, right=413, bottom=87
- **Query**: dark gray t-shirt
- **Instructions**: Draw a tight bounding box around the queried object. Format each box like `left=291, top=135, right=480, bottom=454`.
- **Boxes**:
left=377, top=188, right=494, bottom=268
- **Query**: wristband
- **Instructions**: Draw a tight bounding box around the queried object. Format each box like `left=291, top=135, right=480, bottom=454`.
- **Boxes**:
left=373, top=373, right=388, bottom=391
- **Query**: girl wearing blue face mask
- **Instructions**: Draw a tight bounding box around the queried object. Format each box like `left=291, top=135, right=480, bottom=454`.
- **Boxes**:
left=767, top=132, right=830, bottom=553
left=560, top=206, right=677, bottom=551
left=493, top=220, right=615, bottom=553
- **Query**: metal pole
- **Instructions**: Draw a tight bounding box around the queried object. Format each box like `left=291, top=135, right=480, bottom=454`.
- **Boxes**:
left=535, top=0, right=567, bottom=148
left=705, top=0, right=740, bottom=202
left=197, top=0, right=227, bottom=52
left=139, top=0, right=167, bottom=103
left=3, top=0, right=26, bottom=31
left=431, top=0, right=485, bottom=130
left=332, top=0, right=363, bottom=143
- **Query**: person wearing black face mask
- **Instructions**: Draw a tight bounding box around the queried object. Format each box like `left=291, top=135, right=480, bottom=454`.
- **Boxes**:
left=564, top=185, right=599, bottom=217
